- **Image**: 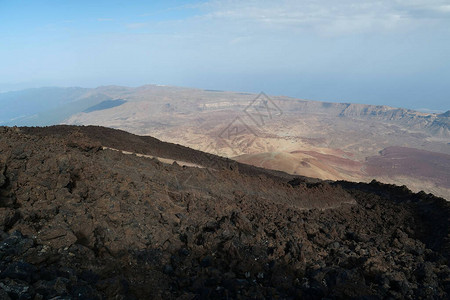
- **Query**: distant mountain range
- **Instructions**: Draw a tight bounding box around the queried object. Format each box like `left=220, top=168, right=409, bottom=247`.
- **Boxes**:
left=2, top=86, right=449, bottom=138
left=1, top=85, right=449, bottom=199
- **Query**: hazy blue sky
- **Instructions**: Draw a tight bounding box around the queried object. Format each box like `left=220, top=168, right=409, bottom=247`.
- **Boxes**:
left=1, top=0, right=449, bottom=111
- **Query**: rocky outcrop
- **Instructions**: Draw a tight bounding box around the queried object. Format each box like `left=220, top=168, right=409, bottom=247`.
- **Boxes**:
left=0, top=126, right=448, bottom=299
left=338, top=103, right=449, bottom=138
left=273, top=99, right=449, bottom=139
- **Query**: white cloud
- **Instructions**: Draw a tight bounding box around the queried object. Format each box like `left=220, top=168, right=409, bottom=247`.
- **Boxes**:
left=437, top=4, right=450, bottom=13
left=193, top=0, right=450, bottom=35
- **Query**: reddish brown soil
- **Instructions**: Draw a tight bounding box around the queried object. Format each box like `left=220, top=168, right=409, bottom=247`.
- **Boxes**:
left=366, top=146, right=450, bottom=188
left=0, top=126, right=449, bottom=299
left=291, top=150, right=363, bottom=172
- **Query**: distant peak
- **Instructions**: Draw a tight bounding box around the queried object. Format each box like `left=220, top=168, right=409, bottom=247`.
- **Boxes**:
left=440, top=110, right=450, bottom=117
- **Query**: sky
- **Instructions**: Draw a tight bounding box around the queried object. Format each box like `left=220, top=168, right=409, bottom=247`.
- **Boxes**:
left=1, top=0, right=449, bottom=111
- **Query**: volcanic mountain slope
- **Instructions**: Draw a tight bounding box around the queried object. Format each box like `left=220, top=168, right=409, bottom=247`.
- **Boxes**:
left=0, top=125, right=449, bottom=299
left=3, top=85, right=449, bottom=198
left=57, top=85, right=450, bottom=199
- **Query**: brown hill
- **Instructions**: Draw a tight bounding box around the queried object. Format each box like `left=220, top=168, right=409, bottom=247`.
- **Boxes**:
left=54, top=85, right=450, bottom=199
left=4, top=85, right=449, bottom=198
left=0, top=125, right=449, bottom=299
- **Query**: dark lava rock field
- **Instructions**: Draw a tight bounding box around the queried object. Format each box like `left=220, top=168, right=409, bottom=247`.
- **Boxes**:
left=0, top=126, right=449, bottom=299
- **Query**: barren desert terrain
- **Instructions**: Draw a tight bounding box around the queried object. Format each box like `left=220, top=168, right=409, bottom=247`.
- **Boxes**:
left=58, top=85, right=449, bottom=199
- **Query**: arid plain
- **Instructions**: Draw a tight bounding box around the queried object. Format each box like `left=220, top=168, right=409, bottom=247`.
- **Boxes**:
left=61, top=85, right=450, bottom=199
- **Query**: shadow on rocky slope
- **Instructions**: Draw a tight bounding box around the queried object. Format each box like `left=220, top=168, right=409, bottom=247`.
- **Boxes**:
left=0, top=126, right=449, bottom=299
